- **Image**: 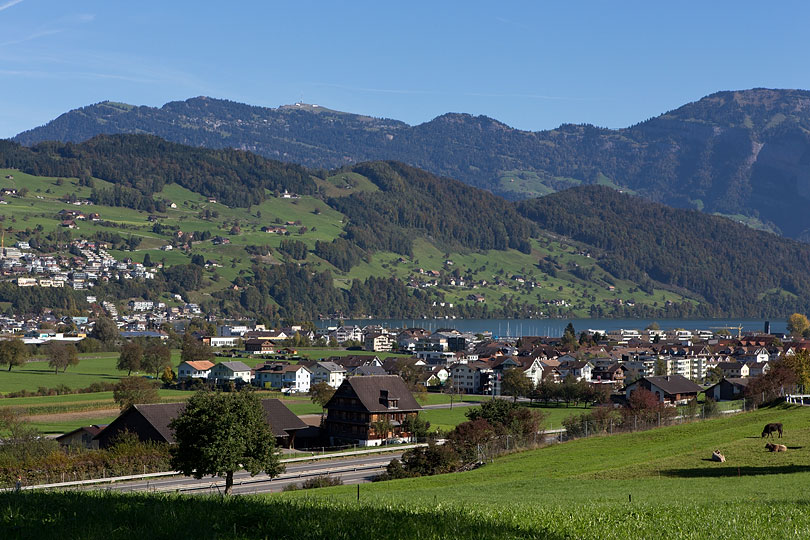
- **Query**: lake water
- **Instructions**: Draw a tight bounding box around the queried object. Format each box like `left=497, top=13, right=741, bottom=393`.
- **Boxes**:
left=315, top=318, right=786, bottom=338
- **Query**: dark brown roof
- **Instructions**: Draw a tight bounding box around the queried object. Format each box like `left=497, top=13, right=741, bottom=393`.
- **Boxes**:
left=55, top=424, right=106, bottom=442
left=635, top=375, right=703, bottom=395
left=325, top=375, right=422, bottom=413
left=95, top=398, right=307, bottom=444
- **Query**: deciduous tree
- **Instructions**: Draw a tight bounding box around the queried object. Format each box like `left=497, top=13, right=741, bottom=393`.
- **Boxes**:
left=46, top=342, right=79, bottom=374
left=113, top=376, right=159, bottom=410
left=117, top=341, right=143, bottom=376
left=501, top=368, right=532, bottom=402
left=169, top=390, right=284, bottom=495
left=142, top=341, right=172, bottom=378
left=0, top=338, right=28, bottom=372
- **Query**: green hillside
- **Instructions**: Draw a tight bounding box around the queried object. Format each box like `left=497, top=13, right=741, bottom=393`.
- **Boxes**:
left=4, top=406, right=810, bottom=539
left=0, top=160, right=696, bottom=320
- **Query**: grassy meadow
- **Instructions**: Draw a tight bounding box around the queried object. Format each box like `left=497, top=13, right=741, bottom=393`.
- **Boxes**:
left=4, top=405, right=810, bottom=538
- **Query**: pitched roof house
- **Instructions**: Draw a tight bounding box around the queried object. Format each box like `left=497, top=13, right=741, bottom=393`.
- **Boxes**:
left=94, top=399, right=307, bottom=448
left=177, top=360, right=215, bottom=380
left=624, top=375, right=702, bottom=405
left=323, top=375, right=422, bottom=446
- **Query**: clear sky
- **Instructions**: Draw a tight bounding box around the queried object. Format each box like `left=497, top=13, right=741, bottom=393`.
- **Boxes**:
left=1, top=0, right=808, bottom=138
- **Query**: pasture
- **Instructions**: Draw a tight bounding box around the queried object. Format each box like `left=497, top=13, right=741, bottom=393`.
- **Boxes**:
left=4, top=405, right=810, bottom=538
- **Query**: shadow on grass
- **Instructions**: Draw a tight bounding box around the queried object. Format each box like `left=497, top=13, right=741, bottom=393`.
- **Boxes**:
left=663, top=464, right=810, bottom=478
left=0, top=490, right=562, bottom=540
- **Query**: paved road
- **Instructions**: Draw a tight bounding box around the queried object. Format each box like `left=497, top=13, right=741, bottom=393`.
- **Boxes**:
left=84, top=453, right=403, bottom=496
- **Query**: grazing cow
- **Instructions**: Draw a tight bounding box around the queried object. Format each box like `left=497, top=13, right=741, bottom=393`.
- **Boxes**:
left=765, top=442, right=787, bottom=452
left=711, top=450, right=726, bottom=462
left=761, top=423, right=783, bottom=439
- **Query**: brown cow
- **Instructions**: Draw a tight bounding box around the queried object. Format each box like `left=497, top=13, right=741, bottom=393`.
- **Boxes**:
left=765, top=442, right=787, bottom=452
left=762, top=423, right=783, bottom=438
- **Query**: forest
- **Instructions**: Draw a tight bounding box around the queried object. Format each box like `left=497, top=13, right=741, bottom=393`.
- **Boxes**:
left=517, top=185, right=810, bottom=316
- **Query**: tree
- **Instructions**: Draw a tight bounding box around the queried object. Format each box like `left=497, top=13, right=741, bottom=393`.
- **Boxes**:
left=310, top=381, right=336, bottom=412
left=117, top=341, right=143, bottom=376
left=169, top=390, right=284, bottom=495
left=181, top=332, right=213, bottom=364
left=142, top=341, right=172, bottom=378
left=142, top=253, right=153, bottom=267
left=113, top=376, right=159, bottom=410
left=782, top=349, right=810, bottom=392
left=704, top=366, right=723, bottom=385
left=788, top=313, right=810, bottom=337
left=91, top=316, right=119, bottom=345
left=561, top=322, right=579, bottom=351
left=46, top=342, right=79, bottom=374
left=0, top=338, right=28, bottom=372
left=372, top=417, right=393, bottom=441
left=645, top=322, right=660, bottom=330
left=501, top=368, right=532, bottom=402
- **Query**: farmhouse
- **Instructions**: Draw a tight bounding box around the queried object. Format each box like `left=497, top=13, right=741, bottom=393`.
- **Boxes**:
left=705, top=377, right=751, bottom=401
left=624, top=375, right=702, bottom=405
left=94, top=400, right=307, bottom=448
left=323, top=375, right=422, bottom=446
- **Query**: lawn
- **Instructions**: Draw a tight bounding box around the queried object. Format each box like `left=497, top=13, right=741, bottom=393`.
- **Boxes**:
left=5, top=406, right=810, bottom=539
left=0, top=354, right=126, bottom=394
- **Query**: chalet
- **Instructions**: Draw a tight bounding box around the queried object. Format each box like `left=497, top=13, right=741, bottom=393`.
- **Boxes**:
left=245, top=338, right=276, bottom=354
left=329, top=354, right=382, bottom=373
left=592, top=363, right=628, bottom=385
left=624, top=375, right=702, bottom=405
left=177, top=360, right=214, bottom=380
left=705, top=377, right=751, bottom=401
left=94, top=400, right=307, bottom=449
left=209, top=361, right=253, bottom=384
left=557, top=360, right=593, bottom=382
left=323, top=376, right=422, bottom=446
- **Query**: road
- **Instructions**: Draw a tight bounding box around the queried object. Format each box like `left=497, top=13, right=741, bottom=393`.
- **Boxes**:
left=84, top=453, right=403, bottom=496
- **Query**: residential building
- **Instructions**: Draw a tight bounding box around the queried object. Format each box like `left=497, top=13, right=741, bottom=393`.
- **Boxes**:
left=323, top=376, right=422, bottom=446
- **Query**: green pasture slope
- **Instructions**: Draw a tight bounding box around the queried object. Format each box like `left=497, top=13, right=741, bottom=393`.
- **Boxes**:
left=0, top=167, right=695, bottom=316
left=5, top=406, right=810, bottom=539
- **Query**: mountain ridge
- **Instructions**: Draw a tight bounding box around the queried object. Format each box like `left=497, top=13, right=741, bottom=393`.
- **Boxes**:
left=14, top=88, right=810, bottom=238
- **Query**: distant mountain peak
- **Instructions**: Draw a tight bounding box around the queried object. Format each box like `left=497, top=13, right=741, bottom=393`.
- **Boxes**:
left=14, top=88, right=810, bottom=240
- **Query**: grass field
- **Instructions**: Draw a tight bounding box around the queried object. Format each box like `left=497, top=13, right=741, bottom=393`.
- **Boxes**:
left=4, top=405, right=810, bottom=538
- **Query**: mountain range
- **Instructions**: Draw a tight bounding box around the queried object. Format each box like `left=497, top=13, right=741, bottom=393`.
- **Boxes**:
left=14, top=88, right=810, bottom=239
left=3, top=134, right=810, bottom=319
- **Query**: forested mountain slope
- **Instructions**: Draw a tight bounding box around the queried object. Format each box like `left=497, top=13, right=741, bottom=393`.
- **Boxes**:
left=15, top=89, right=810, bottom=239
left=517, top=185, right=810, bottom=316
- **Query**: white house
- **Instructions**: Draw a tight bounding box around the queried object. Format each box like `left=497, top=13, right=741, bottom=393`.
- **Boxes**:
left=310, top=361, right=347, bottom=388
left=254, top=364, right=311, bottom=393
left=556, top=360, right=593, bottom=382
left=177, top=360, right=214, bottom=380
left=209, top=361, right=253, bottom=384
left=207, top=336, right=241, bottom=348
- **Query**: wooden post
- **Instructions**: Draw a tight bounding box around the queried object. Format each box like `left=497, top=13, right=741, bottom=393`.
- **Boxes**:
left=357, top=484, right=360, bottom=502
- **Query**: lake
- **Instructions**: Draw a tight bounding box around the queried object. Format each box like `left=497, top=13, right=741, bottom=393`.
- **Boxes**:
left=315, top=318, right=786, bottom=337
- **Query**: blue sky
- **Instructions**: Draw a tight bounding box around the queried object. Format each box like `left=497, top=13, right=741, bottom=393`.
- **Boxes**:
left=1, top=0, right=808, bottom=138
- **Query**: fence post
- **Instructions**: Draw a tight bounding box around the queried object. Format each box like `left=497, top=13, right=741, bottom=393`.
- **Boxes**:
left=658, top=412, right=661, bottom=427
left=634, top=415, right=637, bottom=431
left=585, top=421, right=588, bottom=438
left=610, top=419, right=613, bottom=434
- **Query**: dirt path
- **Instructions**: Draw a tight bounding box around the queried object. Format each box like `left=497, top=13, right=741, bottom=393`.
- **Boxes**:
left=23, top=408, right=120, bottom=423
